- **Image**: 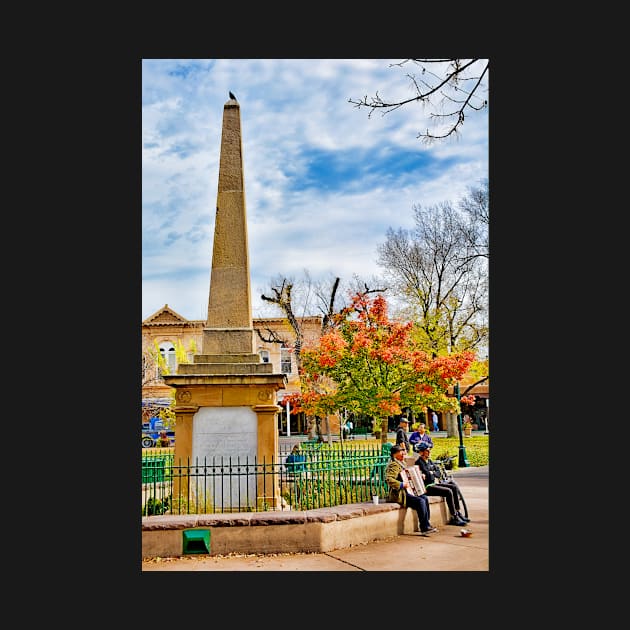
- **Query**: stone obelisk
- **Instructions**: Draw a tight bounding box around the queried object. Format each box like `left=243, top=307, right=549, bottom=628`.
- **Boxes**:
left=164, top=94, right=287, bottom=510
left=203, top=93, right=254, bottom=355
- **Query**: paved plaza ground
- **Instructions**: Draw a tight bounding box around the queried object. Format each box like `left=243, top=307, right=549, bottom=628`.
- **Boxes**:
left=142, top=465, right=489, bottom=572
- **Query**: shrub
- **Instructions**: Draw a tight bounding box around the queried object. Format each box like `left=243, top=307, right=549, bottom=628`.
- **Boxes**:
left=142, top=496, right=170, bottom=516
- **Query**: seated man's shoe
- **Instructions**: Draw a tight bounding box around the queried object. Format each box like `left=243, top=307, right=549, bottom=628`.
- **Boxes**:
left=448, top=516, right=467, bottom=526
left=457, top=512, right=470, bottom=522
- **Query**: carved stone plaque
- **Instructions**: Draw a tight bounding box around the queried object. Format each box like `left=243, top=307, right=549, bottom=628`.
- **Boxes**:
left=191, top=406, right=258, bottom=509
left=192, top=406, right=257, bottom=461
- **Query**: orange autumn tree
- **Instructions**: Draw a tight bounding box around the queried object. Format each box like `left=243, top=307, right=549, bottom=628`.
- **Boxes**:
left=285, top=291, right=475, bottom=438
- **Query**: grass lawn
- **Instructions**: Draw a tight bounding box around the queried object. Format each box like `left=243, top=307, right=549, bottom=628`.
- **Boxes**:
left=141, top=435, right=489, bottom=468
left=425, top=435, right=488, bottom=468
left=346, top=435, right=489, bottom=468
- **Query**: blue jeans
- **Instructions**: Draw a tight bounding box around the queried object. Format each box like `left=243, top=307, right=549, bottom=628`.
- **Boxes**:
left=405, top=492, right=432, bottom=531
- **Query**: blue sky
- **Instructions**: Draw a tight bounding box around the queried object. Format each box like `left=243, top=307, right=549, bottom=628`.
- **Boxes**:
left=142, top=59, right=489, bottom=322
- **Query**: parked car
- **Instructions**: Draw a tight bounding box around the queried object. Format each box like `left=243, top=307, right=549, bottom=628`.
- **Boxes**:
left=142, top=417, right=175, bottom=448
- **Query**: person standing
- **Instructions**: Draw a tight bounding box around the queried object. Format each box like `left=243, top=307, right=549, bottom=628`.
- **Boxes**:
left=385, top=444, right=437, bottom=536
left=431, top=411, right=439, bottom=432
left=415, top=444, right=469, bottom=526
left=395, top=417, right=411, bottom=453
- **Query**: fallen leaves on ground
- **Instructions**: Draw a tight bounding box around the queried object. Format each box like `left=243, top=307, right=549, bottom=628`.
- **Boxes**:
left=142, top=551, right=321, bottom=563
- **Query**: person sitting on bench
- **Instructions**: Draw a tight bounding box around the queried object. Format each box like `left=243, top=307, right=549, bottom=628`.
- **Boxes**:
left=385, top=444, right=438, bottom=537
left=285, top=444, right=307, bottom=472
left=415, top=444, right=469, bottom=526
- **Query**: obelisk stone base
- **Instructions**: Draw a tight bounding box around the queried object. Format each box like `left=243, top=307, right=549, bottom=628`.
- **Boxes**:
left=202, top=327, right=255, bottom=355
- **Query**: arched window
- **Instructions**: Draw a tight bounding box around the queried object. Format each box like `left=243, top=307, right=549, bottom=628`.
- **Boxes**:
left=159, top=342, right=177, bottom=375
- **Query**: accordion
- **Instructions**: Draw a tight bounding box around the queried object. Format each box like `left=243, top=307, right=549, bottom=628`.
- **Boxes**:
left=400, top=465, right=426, bottom=496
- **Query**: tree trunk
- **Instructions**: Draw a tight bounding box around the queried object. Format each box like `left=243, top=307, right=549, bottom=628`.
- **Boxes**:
left=306, top=415, right=317, bottom=439
left=380, top=418, right=389, bottom=444
left=315, top=416, right=323, bottom=442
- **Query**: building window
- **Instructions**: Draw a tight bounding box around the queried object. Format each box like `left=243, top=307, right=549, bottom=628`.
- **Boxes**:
left=259, top=349, right=270, bottom=363
left=159, top=342, right=177, bottom=375
left=281, top=347, right=292, bottom=374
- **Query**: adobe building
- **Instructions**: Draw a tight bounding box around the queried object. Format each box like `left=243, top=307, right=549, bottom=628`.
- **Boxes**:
left=142, top=305, right=324, bottom=436
left=142, top=307, right=488, bottom=439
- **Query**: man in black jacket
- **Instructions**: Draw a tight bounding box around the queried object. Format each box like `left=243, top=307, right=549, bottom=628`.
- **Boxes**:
left=395, top=417, right=411, bottom=453
left=415, top=444, right=469, bottom=526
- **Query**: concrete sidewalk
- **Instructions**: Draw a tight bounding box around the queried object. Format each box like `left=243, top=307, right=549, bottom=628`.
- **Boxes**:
left=141, top=465, right=488, bottom=572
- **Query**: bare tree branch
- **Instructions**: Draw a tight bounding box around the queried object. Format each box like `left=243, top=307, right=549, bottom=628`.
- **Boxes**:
left=255, top=327, right=288, bottom=345
left=376, top=186, right=488, bottom=358
left=348, top=59, right=488, bottom=142
left=321, top=276, right=340, bottom=332
left=261, top=279, right=304, bottom=371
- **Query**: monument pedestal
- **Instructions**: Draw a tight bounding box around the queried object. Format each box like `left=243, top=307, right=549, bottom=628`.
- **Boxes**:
left=164, top=371, right=287, bottom=510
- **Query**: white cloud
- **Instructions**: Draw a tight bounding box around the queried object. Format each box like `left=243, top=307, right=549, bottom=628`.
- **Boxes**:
left=142, top=59, right=489, bottom=321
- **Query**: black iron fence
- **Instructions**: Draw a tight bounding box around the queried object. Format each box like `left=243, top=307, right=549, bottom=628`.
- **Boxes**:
left=141, top=443, right=391, bottom=516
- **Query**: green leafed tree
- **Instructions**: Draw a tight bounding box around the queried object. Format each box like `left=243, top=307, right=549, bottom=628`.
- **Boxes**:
left=285, top=291, right=475, bottom=442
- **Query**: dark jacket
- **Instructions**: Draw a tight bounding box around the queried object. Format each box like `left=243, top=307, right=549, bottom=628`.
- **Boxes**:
left=395, top=427, right=410, bottom=452
left=409, top=431, right=434, bottom=449
left=415, top=456, right=439, bottom=486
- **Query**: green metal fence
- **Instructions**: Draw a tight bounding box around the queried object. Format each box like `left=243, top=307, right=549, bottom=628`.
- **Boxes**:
left=141, top=445, right=391, bottom=516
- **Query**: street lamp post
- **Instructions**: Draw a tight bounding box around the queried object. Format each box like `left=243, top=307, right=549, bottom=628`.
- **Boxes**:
left=484, top=397, right=489, bottom=434
left=455, top=382, right=470, bottom=468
